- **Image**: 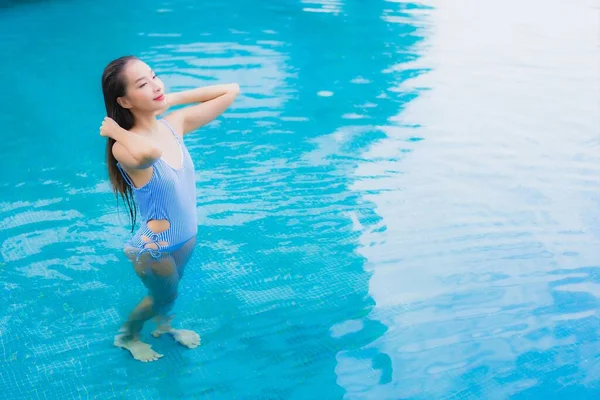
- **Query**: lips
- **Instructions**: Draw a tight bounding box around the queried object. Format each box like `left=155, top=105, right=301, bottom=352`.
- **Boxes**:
left=154, top=94, right=165, bottom=101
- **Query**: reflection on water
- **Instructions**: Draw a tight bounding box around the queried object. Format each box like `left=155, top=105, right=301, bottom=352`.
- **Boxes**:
left=1, top=0, right=600, bottom=398
left=349, top=0, right=600, bottom=398
left=301, top=0, right=343, bottom=14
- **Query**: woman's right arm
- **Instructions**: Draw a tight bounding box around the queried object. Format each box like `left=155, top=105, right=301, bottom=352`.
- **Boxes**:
left=100, top=117, right=162, bottom=169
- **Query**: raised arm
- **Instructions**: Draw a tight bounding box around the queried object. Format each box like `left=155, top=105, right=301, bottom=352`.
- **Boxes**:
left=163, top=83, right=240, bottom=136
left=100, top=117, right=162, bottom=169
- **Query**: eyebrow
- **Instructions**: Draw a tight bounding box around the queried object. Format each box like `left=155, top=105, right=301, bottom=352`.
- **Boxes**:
left=134, top=71, right=154, bottom=83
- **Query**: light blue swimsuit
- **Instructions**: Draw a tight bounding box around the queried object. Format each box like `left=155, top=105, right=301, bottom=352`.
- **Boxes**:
left=116, top=119, right=198, bottom=261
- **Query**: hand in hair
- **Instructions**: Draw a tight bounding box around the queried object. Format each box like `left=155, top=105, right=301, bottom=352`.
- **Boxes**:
left=99, top=117, right=123, bottom=139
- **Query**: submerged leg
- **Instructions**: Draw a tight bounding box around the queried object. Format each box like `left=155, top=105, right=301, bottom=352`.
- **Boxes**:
left=114, top=296, right=163, bottom=362
left=151, top=236, right=200, bottom=349
left=114, top=248, right=173, bottom=362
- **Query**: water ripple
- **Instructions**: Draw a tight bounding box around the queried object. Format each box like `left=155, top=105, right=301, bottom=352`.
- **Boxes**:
left=1, top=0, right=599, bottom=398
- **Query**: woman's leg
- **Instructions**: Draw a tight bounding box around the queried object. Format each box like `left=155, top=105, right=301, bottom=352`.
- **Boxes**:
left=151, top=236, right=200, bottom=348
left=114, top=248, right=177, bottom=362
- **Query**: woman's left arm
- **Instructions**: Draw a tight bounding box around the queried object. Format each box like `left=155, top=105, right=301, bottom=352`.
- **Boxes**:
left=163, top=83, right=240, bottom=135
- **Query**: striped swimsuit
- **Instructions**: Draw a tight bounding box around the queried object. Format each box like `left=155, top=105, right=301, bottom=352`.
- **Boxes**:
left=116, top=119, right=197, bottom=261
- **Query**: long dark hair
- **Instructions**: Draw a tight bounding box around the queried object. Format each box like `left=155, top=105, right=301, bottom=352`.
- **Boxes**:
left=101, top=55, right=138, bottom=232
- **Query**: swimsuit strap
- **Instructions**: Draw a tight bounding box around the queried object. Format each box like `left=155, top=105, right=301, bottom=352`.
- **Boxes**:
left=116, top=162, right=136, bottom=188
left=161, top=119, right=181, bottom=142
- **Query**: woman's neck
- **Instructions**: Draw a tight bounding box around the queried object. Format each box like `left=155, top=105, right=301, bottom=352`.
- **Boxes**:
left=132, top=112, right=160, bottom=134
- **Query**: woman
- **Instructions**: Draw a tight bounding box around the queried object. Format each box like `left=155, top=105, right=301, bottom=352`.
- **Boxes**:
left=100, top=55, right=239, bottom=362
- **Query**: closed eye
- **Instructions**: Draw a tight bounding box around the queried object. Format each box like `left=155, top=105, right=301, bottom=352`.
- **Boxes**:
left=138, top=73, right=156, bottom=88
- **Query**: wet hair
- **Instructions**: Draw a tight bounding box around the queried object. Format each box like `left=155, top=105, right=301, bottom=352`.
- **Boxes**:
left=101, top=55, right=138, bottom=232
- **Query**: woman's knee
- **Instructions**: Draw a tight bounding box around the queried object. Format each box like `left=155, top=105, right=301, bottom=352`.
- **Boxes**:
left=152, top=291, right=178, bottom=314
left=141, top=296, right=155, bottom=310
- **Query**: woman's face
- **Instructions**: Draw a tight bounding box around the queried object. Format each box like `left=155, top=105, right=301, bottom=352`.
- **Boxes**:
left=118, top=59, right=167, bottom=113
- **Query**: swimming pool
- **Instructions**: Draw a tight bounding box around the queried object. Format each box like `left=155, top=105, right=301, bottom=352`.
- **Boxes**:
left=1, top=0, right=599, bottom=398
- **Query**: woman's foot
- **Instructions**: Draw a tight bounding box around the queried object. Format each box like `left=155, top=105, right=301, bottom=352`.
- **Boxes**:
left=114, top=333, right=163, bottom=362
left=152, top=319, right=201, bottom=349
left=171, top=329, right=201, bottom=348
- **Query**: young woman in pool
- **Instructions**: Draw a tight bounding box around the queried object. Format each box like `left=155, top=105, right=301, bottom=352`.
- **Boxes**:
left=100, top=55, right=239, bottom=362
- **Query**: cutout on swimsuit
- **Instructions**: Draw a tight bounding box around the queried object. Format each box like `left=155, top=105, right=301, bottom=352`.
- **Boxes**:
left=141, top=219, right=171, bottom=249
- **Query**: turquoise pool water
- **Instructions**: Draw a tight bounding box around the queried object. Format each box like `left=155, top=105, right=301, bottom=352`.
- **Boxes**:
left=2, top=0, right=600, bottom=398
